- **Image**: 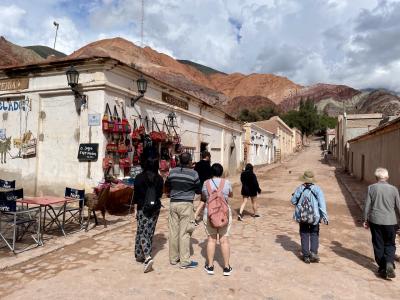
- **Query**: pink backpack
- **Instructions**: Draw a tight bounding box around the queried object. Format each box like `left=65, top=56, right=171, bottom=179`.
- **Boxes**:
left=206, top=179, right=229, bottom=228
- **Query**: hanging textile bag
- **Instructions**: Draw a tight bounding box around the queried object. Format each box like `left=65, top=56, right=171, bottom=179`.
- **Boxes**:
left=118, top=140, right=128, bottom=154
left=149, top=117, right=167, bottom=142
left=119, top=157, right=131, bottom=169
left=102, top=155, right=114, bottom=169
left=112, top=106, right=124, bottom=133
left=106, top=139, right=118, bottom=152
left=131, top=119, right=145, bottom=141
left=121, top=106, right=132, bottom=134
left=102, top=103, right=112, bottom=133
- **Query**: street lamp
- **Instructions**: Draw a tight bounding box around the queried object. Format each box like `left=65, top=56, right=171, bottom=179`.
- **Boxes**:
left=131, top=75, right=148, bottom=106
left=66, top=65, right=87, bottom=113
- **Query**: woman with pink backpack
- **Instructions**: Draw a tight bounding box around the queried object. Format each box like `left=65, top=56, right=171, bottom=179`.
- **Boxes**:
left=194, top=163, right=233, bottom=276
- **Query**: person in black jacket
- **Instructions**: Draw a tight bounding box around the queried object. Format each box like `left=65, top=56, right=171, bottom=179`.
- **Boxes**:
left=238, top=164, right=262, bottom=220
left=194, top=151, right=212, bottom=187
left=133, top=157, right=164, bottom=273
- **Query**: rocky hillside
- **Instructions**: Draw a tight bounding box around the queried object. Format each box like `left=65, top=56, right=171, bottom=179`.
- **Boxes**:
left=0, top=36, right=44, bottom=67
left=222, top=95, right=279, bottom=117
left=1, top=36, right=400, bottom=117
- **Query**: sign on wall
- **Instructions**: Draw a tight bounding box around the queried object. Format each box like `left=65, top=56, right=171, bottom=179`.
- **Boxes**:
left=0, top=100, right=23, bottom=112
left=0, top=78, right=29, bottom=91
left=88, top=114, right=101, bottom=126
left=78, top=143, right=99, bottom=162
left=162, top=92, right=189, bottom=110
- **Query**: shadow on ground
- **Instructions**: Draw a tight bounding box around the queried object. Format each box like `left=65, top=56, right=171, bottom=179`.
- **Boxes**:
left=330, top=241, right=378, bottom=275
left=275, top=234, right=302, bottom=260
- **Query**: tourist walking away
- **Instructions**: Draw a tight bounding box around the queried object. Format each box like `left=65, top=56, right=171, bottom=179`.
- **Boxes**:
left=363, top=168, right=400, bottom=279
left=291, top=171, right=328, bottom=264
left=194, top=163, right=233, bottom=276
left=238, top=163, right=262, bottom=220
left=165, top=152, right=202, bottom=269
left=133, top=157, right=164, bottom=273
left=194, top=151, right=212, bottom=187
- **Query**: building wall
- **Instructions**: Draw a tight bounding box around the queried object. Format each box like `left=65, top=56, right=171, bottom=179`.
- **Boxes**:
left=243, top=124, right=275, bottom=166
left=0, top=62, right=244, bottom=196
left=0, top=71, right=105, bottom=196
left=348, top=127, right=400, bottom=187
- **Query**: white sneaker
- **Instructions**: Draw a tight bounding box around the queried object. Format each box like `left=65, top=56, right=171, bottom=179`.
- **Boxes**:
left=144, top=258, right=154, bottom=273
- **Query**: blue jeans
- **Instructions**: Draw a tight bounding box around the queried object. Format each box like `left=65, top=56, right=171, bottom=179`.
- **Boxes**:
left=299, top=223, right=320, bottom=257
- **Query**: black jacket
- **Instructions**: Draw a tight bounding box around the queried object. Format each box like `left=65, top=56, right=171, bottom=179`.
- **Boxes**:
left=194, top=160, right=212, bottom=186
left=241, top=170, right=261, bottom=197
left=134, top=171, right=164, bottom=210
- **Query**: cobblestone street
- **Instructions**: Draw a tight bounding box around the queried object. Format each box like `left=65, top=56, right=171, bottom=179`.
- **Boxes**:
left=1, top=141, right=399, bottom=299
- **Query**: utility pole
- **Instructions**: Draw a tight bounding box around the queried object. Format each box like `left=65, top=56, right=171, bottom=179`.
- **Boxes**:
left=53, top=21, right=59, bottom=49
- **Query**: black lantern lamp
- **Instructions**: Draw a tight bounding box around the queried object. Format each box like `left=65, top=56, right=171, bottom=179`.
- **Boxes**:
left=66, top=65, right=87, bottom=113
left=66, top=65, right=79, bottom=89
left=131, top=75, right=148, bottom=106
left=168, top=112, right=177, bottom=127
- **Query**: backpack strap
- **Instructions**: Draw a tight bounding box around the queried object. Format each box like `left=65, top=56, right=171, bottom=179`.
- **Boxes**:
left=217, top=179, right=225, bottom=192
left=296, top=184, right=318, bottom=205
left=206, top=180, right=213, bottom=196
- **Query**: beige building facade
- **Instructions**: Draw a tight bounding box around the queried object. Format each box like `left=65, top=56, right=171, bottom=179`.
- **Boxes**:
left=335, top=113, right=383, bottom=168
left=254, top=116, right=294, bottom=161
left=243, top=123, right=276, bottom=166
left=0, top=57, right=244, bottom=196
left=348, top=117, right=400, bottom=187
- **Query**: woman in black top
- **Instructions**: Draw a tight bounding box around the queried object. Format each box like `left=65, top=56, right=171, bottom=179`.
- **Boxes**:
left=133, top=157, right=164, bottom=273
left=238, top=164, right=262, bottom=220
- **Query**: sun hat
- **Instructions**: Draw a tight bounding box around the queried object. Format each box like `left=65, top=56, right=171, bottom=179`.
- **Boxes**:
left=300, top=170, right=316, bottom=183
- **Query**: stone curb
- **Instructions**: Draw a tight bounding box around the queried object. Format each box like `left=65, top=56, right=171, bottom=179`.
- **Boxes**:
left=0, top=218, right=131, bottom=271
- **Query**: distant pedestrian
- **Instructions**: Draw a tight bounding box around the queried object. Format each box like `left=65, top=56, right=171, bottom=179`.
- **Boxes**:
left=194, top=163, right=233, bottom=276
left=194, top=151, right=213, bottom=188
left=133, top=157, right=164, bottom=273
left=363, top=168, right=400, bottom=279
left=238, top=164, right=262, bottom=220
left=291, top=171, right=329, bottom=264
left=165, top=152, right=202, bottom=269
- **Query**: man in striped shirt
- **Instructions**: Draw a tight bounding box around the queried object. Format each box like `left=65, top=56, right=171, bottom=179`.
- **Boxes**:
left=166, top=152, right=201, bottom=269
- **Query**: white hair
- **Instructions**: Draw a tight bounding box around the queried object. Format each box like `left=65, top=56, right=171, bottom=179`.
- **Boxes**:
left=374, top=168, right=389, bottom=181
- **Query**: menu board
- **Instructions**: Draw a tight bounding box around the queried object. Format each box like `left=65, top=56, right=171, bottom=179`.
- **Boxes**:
left=78, top=143, right=99, bottom=162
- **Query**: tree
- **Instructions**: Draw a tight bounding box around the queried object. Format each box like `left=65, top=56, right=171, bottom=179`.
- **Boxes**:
left=257, top=106, right=278, bottom=120
left=238, top=109, right=259, bottom=122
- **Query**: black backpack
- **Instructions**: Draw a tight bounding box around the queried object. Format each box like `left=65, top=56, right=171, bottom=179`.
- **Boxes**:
left=142, top=175, right=161, bottom=217
left=296, top=184, right=318, bottom=224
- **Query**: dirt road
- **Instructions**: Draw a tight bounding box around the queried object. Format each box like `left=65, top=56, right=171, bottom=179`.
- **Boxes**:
left=1, top=142, right=399, bottom=299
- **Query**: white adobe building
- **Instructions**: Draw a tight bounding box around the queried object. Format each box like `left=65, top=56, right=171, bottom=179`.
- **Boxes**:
left=0, top=57, right=244, bottom=196
left=243, top=123, right=276, bottom=166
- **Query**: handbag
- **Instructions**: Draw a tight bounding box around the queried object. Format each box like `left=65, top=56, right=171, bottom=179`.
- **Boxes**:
left=119, top=157, right=131, bottom=169
left=106, top=140, right=118, bottom=152
left=131, top=119, right=145, bottom=141
left=102, top=155, right=114, bottom=169
left=102, top=103, right=112, bottom=133
left=112, top=106, right=124, bottom=133
left=121, top=106, right=131, bottom=134
left=118, top=140, right=128, bottom=153
left=150, top=117, right=167, bottom=142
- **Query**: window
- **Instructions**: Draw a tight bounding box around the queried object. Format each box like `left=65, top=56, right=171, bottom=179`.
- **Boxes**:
left=181, top=146, right=196, bottom=158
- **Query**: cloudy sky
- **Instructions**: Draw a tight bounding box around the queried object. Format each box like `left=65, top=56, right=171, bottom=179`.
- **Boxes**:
left=1, top=0, right=400, bottom=91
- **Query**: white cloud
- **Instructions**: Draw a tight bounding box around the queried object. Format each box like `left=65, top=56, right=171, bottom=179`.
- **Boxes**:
left=2, top=0, right=400, bottom=92
left=0, top=5, right=27, bottom=39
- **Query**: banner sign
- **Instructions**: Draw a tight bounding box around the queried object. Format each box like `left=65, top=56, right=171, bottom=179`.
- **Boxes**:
left=0, top=78, right=29, bottom=91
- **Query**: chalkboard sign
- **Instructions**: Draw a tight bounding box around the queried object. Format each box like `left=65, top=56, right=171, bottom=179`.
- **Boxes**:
left=78, top=143, right=99, bottom=162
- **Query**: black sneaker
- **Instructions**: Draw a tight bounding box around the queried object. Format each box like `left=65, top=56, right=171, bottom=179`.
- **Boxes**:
left=253, top=214, right=261, bottom=218
left=204, top=264, right=215, bottom=275
left=223, top=266, right=233, bottom=276
left=237, top=214, right=243, bottom=221
left=143, top=257, right=154, bottom=273
left=386, top=262, right=396, bottom=279
left=303, top=256, right=311, bottom=264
